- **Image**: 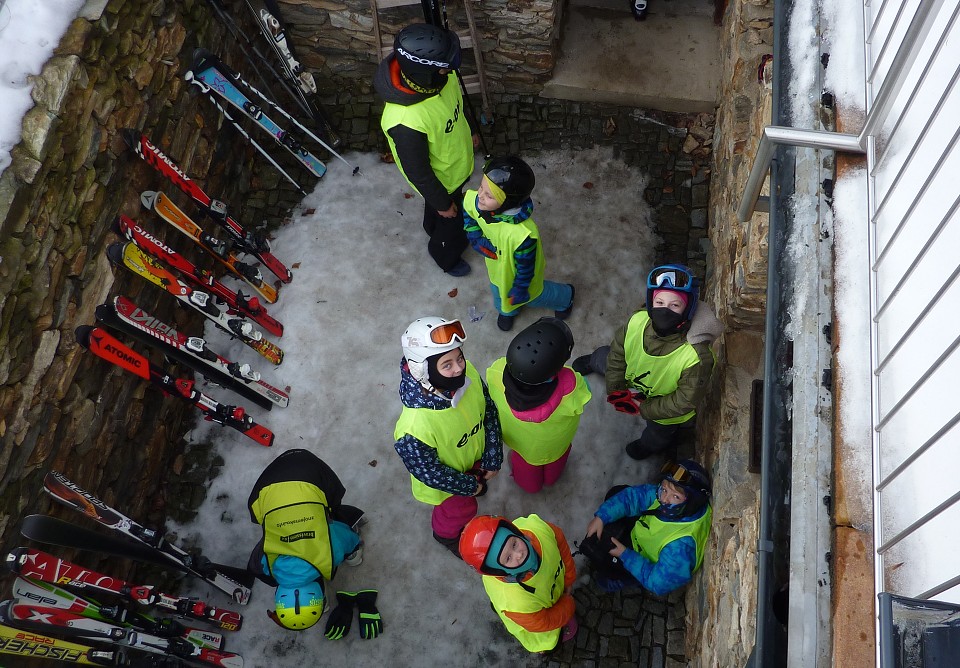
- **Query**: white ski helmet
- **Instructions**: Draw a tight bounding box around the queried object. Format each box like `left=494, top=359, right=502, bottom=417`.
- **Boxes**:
left=401, top=316, right=467, bottom=383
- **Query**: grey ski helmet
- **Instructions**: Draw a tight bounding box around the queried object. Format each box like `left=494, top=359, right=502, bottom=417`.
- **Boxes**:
left=505, top=317, right=574, bottom=385
left=394, top=24, right=461, bottom=93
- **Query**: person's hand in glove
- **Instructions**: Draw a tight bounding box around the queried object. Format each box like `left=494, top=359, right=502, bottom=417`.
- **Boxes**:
left=324, top=591, right=356, bottom=640
left=355, top=590, right=383, bottom=639
left=507, top=285, right=530, bottom=306
left=606, top=390, right=642, bottom=414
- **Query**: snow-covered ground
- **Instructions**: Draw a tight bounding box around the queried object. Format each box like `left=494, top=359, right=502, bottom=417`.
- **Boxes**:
left=171, top=150, right=666, bottom=665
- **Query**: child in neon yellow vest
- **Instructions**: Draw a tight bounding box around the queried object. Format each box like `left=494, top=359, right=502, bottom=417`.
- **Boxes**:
left=462, top=156, right=574, bottom=331
left=583, top=460, right=712, bottom=595
left=485, top=318, right=591, bottom=493
left=461, top=515, right=579, bottom=652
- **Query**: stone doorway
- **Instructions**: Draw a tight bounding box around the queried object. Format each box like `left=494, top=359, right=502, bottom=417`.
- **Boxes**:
left=542, top=0, right=721, bottom=114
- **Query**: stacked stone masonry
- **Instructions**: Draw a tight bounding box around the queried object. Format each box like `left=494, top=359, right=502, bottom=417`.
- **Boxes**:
left=0, top=0, right=773, bottom=666
left=0, top=0, right=301, bottom=598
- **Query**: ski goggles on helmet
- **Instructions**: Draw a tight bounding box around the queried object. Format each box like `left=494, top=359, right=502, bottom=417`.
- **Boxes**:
left=647, top=265, right=694, bottom=292
left=661, top=460, right=696, bottom=486
left=429, top=320, right=467, bottom=346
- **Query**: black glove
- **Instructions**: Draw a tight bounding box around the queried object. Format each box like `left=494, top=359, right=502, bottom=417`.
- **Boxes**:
left=355, top=590, right=382, bottom=639
left=324, top=591, right=356, bottom=640
left=576, top=533, right=622, bottom=576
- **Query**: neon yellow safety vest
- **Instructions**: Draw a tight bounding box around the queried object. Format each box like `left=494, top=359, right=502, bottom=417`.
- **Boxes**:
left=622, top=310, right=701, bottom=425
left=380, top=73, right=474, bottom=196
left=629, top=500, right=712, bottom=571
left=482, top=515, right=566, bottom=653
left=463, top=193, right=545, bottom=314
left=393, top=361, right=487, bottom=505
left=485, top=360, right=591, bottom=464
left=249, top=480, right=334, bottom=580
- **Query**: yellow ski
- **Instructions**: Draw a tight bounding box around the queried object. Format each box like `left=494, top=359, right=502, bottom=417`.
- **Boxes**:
left=142, top=190, right=279, bottom=304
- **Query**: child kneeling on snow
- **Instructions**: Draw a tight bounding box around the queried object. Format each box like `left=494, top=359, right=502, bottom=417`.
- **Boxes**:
left=246, top=449, right=363, bottom=631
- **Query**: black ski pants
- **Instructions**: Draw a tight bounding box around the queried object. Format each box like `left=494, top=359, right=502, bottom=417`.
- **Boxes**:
left=422, top=189, right=468, bottom=272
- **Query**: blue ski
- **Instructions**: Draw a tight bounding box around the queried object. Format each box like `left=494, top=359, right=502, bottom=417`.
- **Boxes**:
left=188, top=49, right=327, bottom=179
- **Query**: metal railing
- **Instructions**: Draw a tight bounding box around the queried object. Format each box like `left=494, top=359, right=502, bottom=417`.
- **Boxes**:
left=739, top=0, right=960, bottom=664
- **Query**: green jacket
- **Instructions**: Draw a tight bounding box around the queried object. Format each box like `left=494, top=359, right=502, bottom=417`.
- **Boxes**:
left=605, top=304, right=721, bottom=422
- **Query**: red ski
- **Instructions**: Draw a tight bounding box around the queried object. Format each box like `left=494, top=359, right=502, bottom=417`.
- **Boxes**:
left=123, top=129, right=292, bottom=284
left=7, top=547, right=243, bottom=632
left=1, top=601, right=244, bottom=668
left=114, top=215, right=283, bottom=338
left=75, top=325, right=274, bottom=447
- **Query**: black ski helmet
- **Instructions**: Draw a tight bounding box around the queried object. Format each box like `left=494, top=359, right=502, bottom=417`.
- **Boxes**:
left=482, top=156, right=536, bottom=212
left=505, top=317, right=574, bottom=385
left=659, top=459, right=712, bottom=519
left=394, top=24, right=461, bottom=93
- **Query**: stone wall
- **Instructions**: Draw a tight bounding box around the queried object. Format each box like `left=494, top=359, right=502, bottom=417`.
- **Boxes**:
left=257, top=0, right=563, bottom=153
left=687, top=0, right=774, bottom=666
left=0, top=0, right=292, bottom=590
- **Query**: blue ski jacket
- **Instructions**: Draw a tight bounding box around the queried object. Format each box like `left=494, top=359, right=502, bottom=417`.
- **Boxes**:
left=594, top=484, right=708, bottom=596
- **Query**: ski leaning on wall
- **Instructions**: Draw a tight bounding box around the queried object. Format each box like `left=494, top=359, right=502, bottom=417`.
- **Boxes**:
left=123, top=130, right=293, bottom=284
left=95, top=296, right=289, bottom=411
left=18, top=515, right=252, bottom=599
left=11, top=577, right=225, bottom=651
left=7, top=547, right=243, bottom=632
left=41, top=472, right=257, bottom=605
left=243, top=0, right=342, bottom=147
left=187, top=49, right=327, bottom=180
left=74, top=326, right=275, bottom=448
left=0, top=620, right=126, bottom=666
left=0, top=601, right=243, bottom=668
left=114, top=215, right=284, bottom=338
left=106, top=242, right=284, bottom=366
left=141, top=190, right=278, bottom=304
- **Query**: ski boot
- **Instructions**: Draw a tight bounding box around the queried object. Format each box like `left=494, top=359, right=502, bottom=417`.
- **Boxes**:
left=632, top=0, right=648, bottom=21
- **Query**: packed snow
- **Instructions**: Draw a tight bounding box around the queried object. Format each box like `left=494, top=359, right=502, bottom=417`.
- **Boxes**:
left=170, top=149, right=666, bottom=665
left=0, top=0, right=85, bottom=175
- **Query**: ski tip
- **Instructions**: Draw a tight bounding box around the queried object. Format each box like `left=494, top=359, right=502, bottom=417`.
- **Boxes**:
left=140, top=191, right=157, bottom=209
left=74, top=325, right=94, bottom=348
left=120, top=128, right=141, bottom=149
left=105, top=241, right=127, bottom=266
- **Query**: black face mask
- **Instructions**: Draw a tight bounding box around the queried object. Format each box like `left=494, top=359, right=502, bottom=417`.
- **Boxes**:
left=427, top=355, right=466, bottom=392
left=649, top=307, right=687, bottom=336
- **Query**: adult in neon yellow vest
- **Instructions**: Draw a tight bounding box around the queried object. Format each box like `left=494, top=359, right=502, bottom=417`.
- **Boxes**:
left=485, top=317, right=591, bottom=493
left=572, top=263, right=722, bottom=460
left=462, top=156, right=575, bottom=332
left=374, top=23, right=478, bottom=277
left=460, top=514, right=578, bottom=653
left=247, top=449, right=364, bottom=631
left=394, top=316, right=503, bottom=558
left=583, top=460, right=712, bottom=594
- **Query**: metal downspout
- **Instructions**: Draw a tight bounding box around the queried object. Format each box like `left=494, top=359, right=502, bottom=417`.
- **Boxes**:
left=754, top=0, right=793, bottom=663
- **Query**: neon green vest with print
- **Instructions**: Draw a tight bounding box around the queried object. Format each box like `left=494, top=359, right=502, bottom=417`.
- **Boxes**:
left=250, top=480, right=334, bottom=580
left=393, top=361, right=487, bottom=505
left=482, top=515, right=566, bottom=653
left=623, top=310, right=701, bottom=425
left=381, top=73, right=474, bottom=195
left=485, top=358, right=590, bottom=464
left=463, top=193, right=545, bottom=314
left=629, top=500, right=712, bottom=571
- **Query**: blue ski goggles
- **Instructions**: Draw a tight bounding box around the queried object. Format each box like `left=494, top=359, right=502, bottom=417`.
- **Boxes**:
left=647, top=265, right=694, bottom=292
